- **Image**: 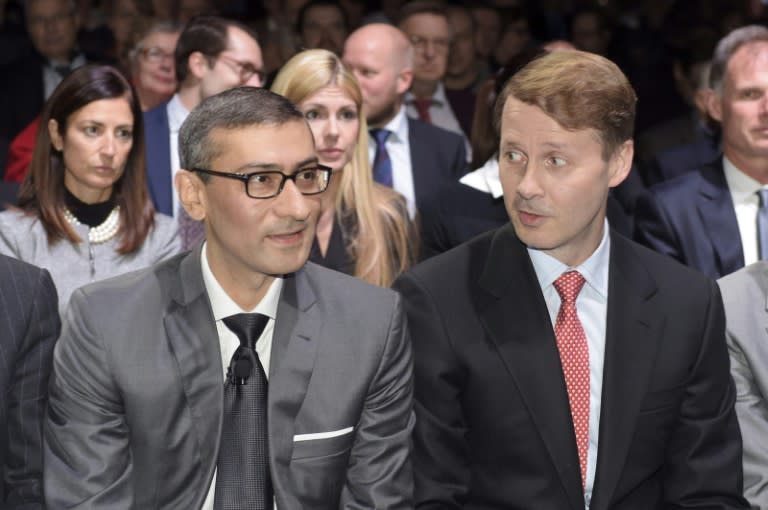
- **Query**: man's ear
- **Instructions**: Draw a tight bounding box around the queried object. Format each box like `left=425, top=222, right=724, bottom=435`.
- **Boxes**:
left=608, top=139, right=634, bottom=188
left=708, top=90, right=723, bottom=123
left=175, top=170, right=207, bottom=221
left=187, top=51, right=211, bottom=81
left=48, top=119, right=63, bottom=151
left=396, top=67, right=413, bottom=95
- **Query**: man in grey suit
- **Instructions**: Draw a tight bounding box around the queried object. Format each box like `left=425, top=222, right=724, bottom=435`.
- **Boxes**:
left=719, top=261, right=768, bottom=509
left=44, top=87, right=414, bottom=509
left=0, top=254, right=59, bottom=508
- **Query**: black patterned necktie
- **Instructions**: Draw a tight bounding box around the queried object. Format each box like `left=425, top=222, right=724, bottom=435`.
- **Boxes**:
left=214, top=313, right=272, bottom=510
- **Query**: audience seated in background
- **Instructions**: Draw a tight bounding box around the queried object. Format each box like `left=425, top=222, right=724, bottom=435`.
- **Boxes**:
left=142, top=15, right=263, bottom=249
left=398, top=1, right=470, bottom=148
left=0, top=65, right=180, bottom=313
left=295, top=0, right=348, bottom=57
left=342, top=22, right=468, bottom=217
left=271, top=49, right=416, bottom=286
left=127, top=18, right=182, bottom=111
left=636, top=25, right=768, bottom=280
left=0, top=0, right=94, bottom=172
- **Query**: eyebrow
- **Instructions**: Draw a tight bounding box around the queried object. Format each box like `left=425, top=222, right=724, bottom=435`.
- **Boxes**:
left=236, top=156, right=319, bottom=173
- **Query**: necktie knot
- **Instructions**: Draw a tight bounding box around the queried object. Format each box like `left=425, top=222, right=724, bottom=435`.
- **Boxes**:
left=554, top=271, right=586, bottom=304
left=412, top=98, right=433, bottom=123
left=371, top=128, right=391, bottom=146
left=223, top=313, right=269, bottom=350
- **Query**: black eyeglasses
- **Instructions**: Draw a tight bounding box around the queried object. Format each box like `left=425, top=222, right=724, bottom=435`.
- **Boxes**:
left=217, top=54, right=265, bottom=84
left=192, top=165, right=332, bottom=199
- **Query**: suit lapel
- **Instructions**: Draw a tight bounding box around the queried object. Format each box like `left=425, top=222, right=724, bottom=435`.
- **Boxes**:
left=589, top=234, right=661, bottom=510
left=476, top=225, right=584, bottom=510
left=267, top=265, right=322, bottom=503
left=161, top=248, right=222, bottom=505
left=696, top=162, right=744, bottom=275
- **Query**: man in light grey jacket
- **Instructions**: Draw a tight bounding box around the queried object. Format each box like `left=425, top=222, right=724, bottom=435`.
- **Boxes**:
left=44, top=87, right=414, bottom=509
left=719, top=261, right=768, bottom=510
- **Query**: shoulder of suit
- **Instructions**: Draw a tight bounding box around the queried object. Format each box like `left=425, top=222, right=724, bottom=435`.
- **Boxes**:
left=647, top=159, right=720, bottom=199
left=408, top=116, right=464, bottom=143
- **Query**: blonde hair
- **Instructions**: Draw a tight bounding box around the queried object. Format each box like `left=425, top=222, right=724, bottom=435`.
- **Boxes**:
left=272, top=49, right=416, bottom=286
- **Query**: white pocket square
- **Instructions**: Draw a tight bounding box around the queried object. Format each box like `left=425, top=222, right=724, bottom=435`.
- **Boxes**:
left=293, top=426, right=354, bottom=442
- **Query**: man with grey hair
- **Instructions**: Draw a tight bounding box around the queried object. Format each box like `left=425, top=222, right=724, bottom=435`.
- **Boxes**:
left=343, top=22, right=467, bottom=217
left=0, top=0, right=89, bottom=171
left=636, top=24, right=768, bottom=280
left=44, top=87, right=414, bottom=509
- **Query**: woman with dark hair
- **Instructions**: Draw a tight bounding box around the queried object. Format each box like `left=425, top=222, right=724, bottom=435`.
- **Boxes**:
left=0, top=64, right=180, bottom=312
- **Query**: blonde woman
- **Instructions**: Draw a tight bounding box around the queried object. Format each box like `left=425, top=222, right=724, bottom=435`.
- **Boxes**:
left=271, top=49, right=416, bottom=286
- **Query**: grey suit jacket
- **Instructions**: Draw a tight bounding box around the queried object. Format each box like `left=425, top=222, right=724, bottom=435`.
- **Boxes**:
left=44, top=248, right=414, bottom=509
left=719, top=262, right=768, bottom=510
left=0, top=254, right=59, bottom=509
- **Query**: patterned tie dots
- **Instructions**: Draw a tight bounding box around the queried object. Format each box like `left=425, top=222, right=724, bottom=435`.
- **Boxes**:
left=553, top=270, right=590, bottom=490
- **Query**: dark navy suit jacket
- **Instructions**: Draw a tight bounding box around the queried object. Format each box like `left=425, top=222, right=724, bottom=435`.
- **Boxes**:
left=634, top=159, right=743, bottom=280
left=143, top=101, right=174, bottom=216
left=406, top=118, right=468, bottom=211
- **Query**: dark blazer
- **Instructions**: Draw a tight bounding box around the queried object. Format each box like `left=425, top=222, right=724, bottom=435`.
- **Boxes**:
left=143, top=101, right=174, bottom=216
left=407, top=117, right=468, bottom=211
left=0, top=254, right=60, bottom=508
left=45, top=248, right=414, bottom=509
left=634, top=159, right=743, bottom=280
left=393, top=224, right=747, bottom=509
left=647, top=138, right=720, bottom=187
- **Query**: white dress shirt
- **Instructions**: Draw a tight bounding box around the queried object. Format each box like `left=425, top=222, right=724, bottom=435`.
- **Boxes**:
left=368, top=106, right=417, bottom=218
left=43, top=54, right=86, bottom=99
left=459, top=156, right=501, bottom=198
left=167, top=94, right=190, bottom=218
left=199, top=242, right=283, bottom=510
left=723, top=156, right=767, bottom=266
left=528, top=222, right=611, bottom=510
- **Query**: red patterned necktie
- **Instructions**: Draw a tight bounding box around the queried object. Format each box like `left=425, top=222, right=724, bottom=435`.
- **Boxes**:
left=553, top=270, right=590, bottom=489
left=412, top=98, right=433, bottom=123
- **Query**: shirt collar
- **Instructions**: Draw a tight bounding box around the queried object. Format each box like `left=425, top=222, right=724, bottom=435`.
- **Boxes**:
left=404, top=82, right=446, bottom=107
left=527, top=219, right=611, bottom=300
left=723, top=155, right=765, bottom=204
left=380, top=104, right=409, bottom=144
left=167, top=93, right=190, bottom=133
left=200, top=242, right=283, bottom=320
left=459, top=156, right=503, bottom=198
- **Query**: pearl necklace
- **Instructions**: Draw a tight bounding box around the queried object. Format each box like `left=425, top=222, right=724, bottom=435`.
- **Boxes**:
left=64, top=206, right=121, bottom=244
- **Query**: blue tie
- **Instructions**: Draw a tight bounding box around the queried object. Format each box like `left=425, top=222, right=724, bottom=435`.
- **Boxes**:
left=371, top=128, right=393, bottom=187
left=758, top=189, right=768, bottom=260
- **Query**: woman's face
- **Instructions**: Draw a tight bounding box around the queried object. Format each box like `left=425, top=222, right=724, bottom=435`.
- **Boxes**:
left=298, top=84, right=360, bottom=171
left=133, top=31, right=179, bottom=106
left=49, top=96, right=134, bottom=204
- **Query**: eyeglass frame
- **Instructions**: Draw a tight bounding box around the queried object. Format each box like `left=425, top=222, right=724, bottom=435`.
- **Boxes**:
left=191, top=165, right=332, bottom=199
left=135, top=46, right=174, bottom=63
left=214, top=53, right=265, bottom=84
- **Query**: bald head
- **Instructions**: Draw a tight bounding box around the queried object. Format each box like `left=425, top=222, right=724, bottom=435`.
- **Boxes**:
left=346, top=23, right=413, bottom=72
left=343, top=23, right=414, bottom=127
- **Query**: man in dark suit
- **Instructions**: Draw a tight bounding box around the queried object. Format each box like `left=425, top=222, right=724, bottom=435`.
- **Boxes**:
left=0, top=0, right=88, bottom=172
left=394, top=50, right=748, bottom=509
left=143, top=16, right=263, bottom=218
left=343, top=22, right=467, bottom=217
left=635, top=25, right=768, bottom=280
left=45, top=87, right=413, bottom=508
left=0, top=254, right=59, bottom=508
